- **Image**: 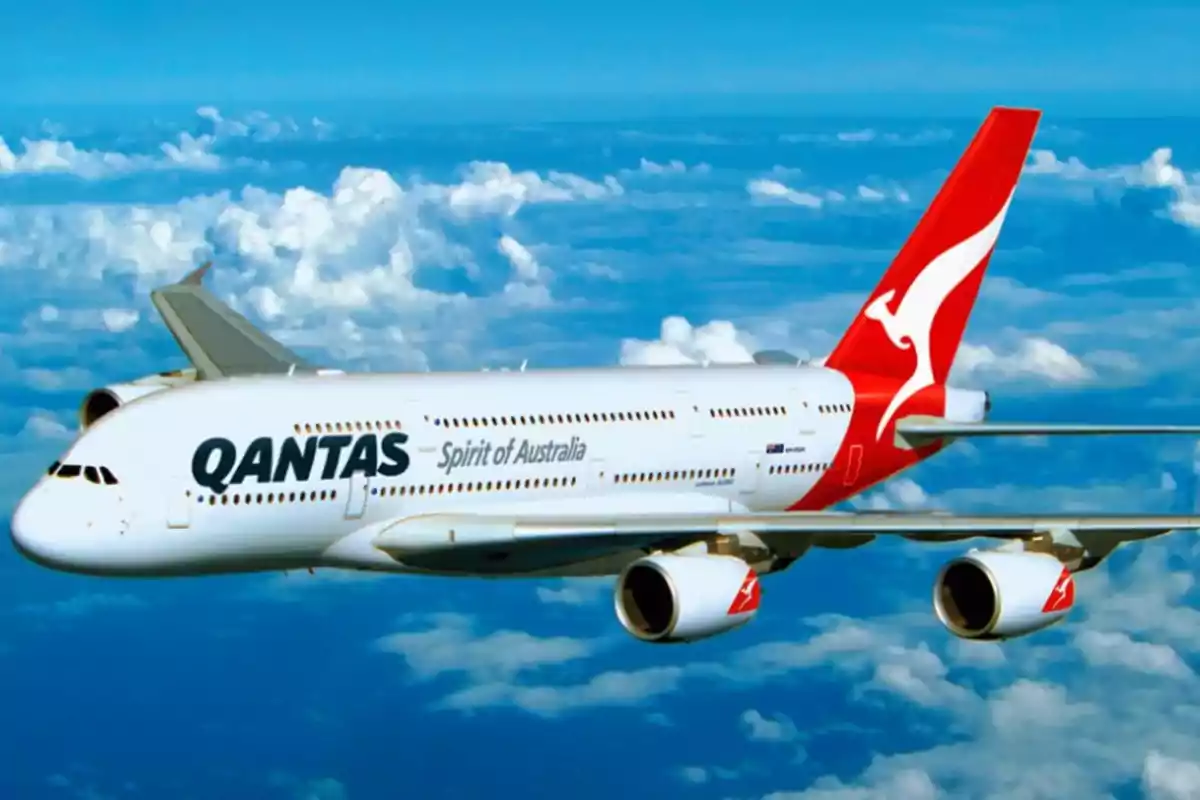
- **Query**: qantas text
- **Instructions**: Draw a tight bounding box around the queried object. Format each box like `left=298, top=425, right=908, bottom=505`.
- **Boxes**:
left=192, top=432, right=410, bottom=493
left=437, top=436, right=587, bottom=476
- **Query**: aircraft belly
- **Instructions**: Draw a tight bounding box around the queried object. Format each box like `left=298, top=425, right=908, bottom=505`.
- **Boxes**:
left=397, top=544, right=644, bottom=577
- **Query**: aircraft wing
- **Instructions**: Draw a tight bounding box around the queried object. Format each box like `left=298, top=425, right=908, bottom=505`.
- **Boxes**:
left=896, top=418, right=1200, bottom=446
left=372, top=510, right=1200, bottom=559
left=150, top=262, right=319, bottom=379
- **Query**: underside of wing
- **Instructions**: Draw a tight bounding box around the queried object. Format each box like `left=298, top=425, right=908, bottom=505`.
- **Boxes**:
left=150, top=262, right=320, bottom=379
left=370, top=509, right=1200, bottom=573
left=896, top=417, right=1200, bottom=446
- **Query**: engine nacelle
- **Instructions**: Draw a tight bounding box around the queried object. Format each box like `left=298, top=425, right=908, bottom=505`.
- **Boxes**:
left=933, top=550, right=1075, bottom=641
left=614, top=553, right=761, bottom=644
left=79, top=369, right=198, bottom=430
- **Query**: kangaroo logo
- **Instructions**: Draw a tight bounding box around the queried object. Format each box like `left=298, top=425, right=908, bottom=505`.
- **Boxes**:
left=866, top=192, right=1016, bottom=441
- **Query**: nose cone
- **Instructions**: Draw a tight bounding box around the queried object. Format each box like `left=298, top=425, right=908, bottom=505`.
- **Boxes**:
left=10, top=484, right=69, bottom=569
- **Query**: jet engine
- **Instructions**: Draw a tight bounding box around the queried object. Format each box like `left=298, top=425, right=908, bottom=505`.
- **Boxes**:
left=79, top=369, right=198, bottom=430
left=933, top=549, right=1075, bottom=641
left=614, top=553, right=761, bottom=643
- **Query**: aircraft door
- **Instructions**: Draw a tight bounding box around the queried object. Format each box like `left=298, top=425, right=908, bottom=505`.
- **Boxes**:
left=842, top=444, right=864, bottom=487
left=588, top=458, right=608, bottom=491
left=345, top=473, right=369, bottom=520
left=675, top=390, right=704, bottom=439
left=167, top=472, right=192, bottom=529
left=736, top=450, right=761, bottom=498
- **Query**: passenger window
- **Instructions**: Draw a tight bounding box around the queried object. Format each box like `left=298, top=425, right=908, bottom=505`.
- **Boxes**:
left=84, top=466, right=101, bottom=484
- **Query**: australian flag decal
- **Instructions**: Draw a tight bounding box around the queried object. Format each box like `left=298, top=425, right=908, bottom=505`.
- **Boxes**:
left=765, top=443, right=784, bottom=454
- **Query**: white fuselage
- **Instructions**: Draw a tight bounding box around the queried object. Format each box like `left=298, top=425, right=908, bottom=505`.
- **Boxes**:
left=12, top=363, right=962, bottom=578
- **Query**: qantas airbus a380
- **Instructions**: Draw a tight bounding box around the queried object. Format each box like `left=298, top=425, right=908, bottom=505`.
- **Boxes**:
left=12, top=107, right=1200, bottom=645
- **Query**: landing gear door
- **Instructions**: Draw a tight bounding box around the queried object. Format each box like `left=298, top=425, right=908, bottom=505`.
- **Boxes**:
left=345, top=473, right=369, bottom=520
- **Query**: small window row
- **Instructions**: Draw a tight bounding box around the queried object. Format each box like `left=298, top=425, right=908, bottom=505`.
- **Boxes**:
left=710, top=406, right=787, bottom=418
left=197, top=489, right=337, bottom=506
left=47, top=461, right=119, bottom=486
left=818, top=404, right=850, bottom=414
left=769, top=463, right=830, bottom=475
left=292, top=421, right=402, bottom=435
left=372, top=476, right=579, bottom=496
left=196, top=477, right=583, bottom=507
left=615, top=468, right=735, bottom=484
left=433, top=410, right=677, bottom=428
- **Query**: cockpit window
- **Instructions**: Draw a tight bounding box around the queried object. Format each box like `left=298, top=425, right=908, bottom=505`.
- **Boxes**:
left=48, top=463, right=119, bottom=485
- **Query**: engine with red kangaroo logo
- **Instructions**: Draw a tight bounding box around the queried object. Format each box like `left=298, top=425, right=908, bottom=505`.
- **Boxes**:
left=614, top=553, right=761, bottom=643
left=933, top=550, right=1076, bottom=640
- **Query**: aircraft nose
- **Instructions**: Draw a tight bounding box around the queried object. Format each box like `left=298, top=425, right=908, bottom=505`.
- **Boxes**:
left=10, top=483, right=75, bottom=569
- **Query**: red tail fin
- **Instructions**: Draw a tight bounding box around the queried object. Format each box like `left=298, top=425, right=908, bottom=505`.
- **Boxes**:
left=824, top=107, right=1041, bottom=393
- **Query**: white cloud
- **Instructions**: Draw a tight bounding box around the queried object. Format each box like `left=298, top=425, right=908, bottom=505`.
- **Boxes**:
left=747, top=178, right=830, bottom=208
left=1144, top=752, right=1200, bottom=800
left=1074, top=629, right=1194, bottom=679
left=856, top=185, right=910, bottom=203
left=627, top=157, right=711, bottom=176
left=0, top=132, right=226, bottom=178
left=374, top=613, right=594, bottom=684
left=619, top=316, right=758, bottom=366
left=434, top=161, right=623, bottom=217
left=617, top=316, right=1089, bottom=393
left=0, top=158, right=622, bottom=372
left=100, top=308, right=139, bottom=332
left=747, top=529, right=1200, bottom=799
left=852, top=478, right=931, bottom=511
left=779, top=128, right=953, bottom=147
left=952, top=337, right=1094, bottom=385
left=196, top=106, right=314, bottom=142
left=741, top=709, right=800, bottom=743
left=1025, top=145, right=1200, bottom=229
left=438, top=665, right=687, bottom=717
left=764, top=768, right=941, bottom=800
left=535, top=578, right=611, bottom=606
left=986, top=679, right=1098, bottom=732
left=497, top=235, right=553, bottom=308
left=20, top=410, right=73, bottom=441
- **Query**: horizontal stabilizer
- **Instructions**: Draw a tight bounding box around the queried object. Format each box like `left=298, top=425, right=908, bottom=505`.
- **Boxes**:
left=752, top=350, right=804, bottom=366
left=151, top=261, right=319, bottom=379
left=897, top=418, right=1200, bottom=444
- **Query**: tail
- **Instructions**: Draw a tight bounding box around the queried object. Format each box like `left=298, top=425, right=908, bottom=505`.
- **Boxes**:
left=824, top=107, right=1041, bottom=385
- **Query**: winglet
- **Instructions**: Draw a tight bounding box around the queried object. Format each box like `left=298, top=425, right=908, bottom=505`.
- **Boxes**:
left=149, top=261, right=319, bottom=379
left=180, top=260, right=214, bottom=287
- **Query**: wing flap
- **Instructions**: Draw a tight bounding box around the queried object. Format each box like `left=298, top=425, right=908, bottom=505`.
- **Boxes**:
left=150, top=262, right=318, bottom=379
left=373, top=510, right=1200, bottom=556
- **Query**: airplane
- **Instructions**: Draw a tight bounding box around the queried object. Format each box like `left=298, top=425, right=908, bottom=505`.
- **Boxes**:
left=11, top=106, right=1200, bottom=647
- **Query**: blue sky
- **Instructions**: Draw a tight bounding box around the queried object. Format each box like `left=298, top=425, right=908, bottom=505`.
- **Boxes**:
left=3, top=10, right=1200, bottom=800
left=4, top=2, right=1198, bottom=112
